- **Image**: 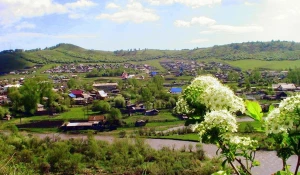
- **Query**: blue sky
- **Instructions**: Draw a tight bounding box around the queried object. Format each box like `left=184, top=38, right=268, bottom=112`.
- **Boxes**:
left=0, top=0, right=299, bottom=51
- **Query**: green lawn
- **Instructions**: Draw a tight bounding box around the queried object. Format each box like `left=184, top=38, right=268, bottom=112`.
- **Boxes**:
left=3, top=107, right=98, bottom=126
left=123, top=110, right=179, bottom=123
left=224, top=59, right=300, bottom=70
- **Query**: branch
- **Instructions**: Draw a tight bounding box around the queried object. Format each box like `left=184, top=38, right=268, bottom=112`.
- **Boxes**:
left=235, top=158, right=252, bottom=175
left=229, top=161, right=240, bottom=175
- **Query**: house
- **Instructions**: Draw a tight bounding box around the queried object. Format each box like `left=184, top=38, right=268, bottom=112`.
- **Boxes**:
left=68, top=93, right=76, bottom=98
left=73, top=98, right=86, bottom=105
left=111, top=89, right=120, bottom=94
left=37, top=104, right=46, bottom=112
left=277, top=84, right=296, bottom=91
left=145, top=109, right=159, bottom=116
left=88, top=115, right=106, bottom=122
left=275, top=91, right=287, bottom=99
left=97, top=90, right=108, bottom=100
left=170, top=87, right=182, bottom=94
left=2, top=114, right=11, bottom=120
left=93, top=83, right=118, bottom=91
left=179, top=114, right=188, bottom=120
left=245, top=95, right=256, bottom=101
left=150, top=71, right=157, bottom=77
left=127, top=104, right=146, bottom=114
left=272, top=83, right=296, bottom=91
left=3, top=84, right=21, bottom=93
left=71, top=90, right=84, bottom=98
left=135, top=120, right=147, bottom=127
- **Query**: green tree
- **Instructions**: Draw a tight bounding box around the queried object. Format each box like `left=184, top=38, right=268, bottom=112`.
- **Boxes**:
left=228, top=71, right=239, bottom=82
left=114, top=95, right=125, bottom=108
left=287, top=67, right=300, bottom=84
left=108, top=107, right=122, bottom=121
left=7, top=87, right=23, bottom=115
left=92, top=100, right=111, bottom=113
left=0, top=106, right=9, bottom=119
left=67, top=78, right=78, bottom=89
left=19, top=78, right=55, bottom=115
left=140, top=87, right=152, bottom=102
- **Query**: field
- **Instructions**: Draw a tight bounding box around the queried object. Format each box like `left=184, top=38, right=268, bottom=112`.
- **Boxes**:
left=224, top=59, right=300, bottom=70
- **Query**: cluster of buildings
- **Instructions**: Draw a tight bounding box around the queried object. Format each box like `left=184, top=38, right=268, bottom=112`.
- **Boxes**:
left=42, top=63, right=157, bottom=74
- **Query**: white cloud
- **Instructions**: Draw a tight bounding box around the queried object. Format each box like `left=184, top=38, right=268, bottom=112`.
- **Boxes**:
left=0, top=0, right=97, bottom=27
left=147, top=0, right=222, bottom=8
left=208, top=24, right=264, bottom=33
left=96, top=1, right=159, bottom=23
left=174, top=16, right=216, bottom=27
left=15, top=22, right=36, bottom=30
left=175, top=16, right=263, bottom=34
left=189, top=38, right=209, bottom=43
left=68, top=13, right=85, bottom=19
left=105, top=2, right=121, bottom=9
left=174, top=20, right=191, bottom=27
left=65, top=0, right=96, bottom=9
left=54, top=34, right=97, bottom=39
left=199, top=30, right=214, bottom=34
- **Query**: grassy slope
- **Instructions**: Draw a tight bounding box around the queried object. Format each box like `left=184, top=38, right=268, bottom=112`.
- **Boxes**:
left=2, top=41, right=300, bottom=72
left=0, top=53, right=34, bottom=72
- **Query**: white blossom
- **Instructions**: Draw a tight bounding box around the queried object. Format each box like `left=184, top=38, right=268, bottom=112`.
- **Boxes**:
left=193, top=110, right=238, bottom=139
left=175, top=75, right=245, bottom=114
left=265, top=94, right=300, bottom=134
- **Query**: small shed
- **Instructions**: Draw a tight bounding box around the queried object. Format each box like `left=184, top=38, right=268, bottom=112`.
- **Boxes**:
left=170, top=87, right=182, bottom=94
left=145, top=109, right=159, bottom=116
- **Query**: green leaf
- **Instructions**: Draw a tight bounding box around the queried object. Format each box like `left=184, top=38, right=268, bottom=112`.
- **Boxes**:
left=245, top=100, right=263, bottom=122
left=268, top=104, right=275, bottom=113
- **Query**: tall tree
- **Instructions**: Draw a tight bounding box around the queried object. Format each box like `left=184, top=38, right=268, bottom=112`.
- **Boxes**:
left=19, top=78, right=54, bottom=115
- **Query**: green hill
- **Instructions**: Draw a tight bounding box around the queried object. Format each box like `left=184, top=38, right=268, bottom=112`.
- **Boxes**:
left=1, top=41, right=300, bottom=72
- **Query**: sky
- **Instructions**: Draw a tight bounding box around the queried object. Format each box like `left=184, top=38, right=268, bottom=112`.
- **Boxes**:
left=0, top=0, right=300, bottom=51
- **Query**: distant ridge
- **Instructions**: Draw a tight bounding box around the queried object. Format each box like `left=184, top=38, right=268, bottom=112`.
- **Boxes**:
left=1, top=41, right=300, bottom=72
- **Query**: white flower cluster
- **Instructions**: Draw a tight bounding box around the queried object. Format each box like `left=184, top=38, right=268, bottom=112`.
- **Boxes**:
left=227, top=136, right=258, bottom=151
left=177, top=75, right=245, bottom=114
left=201, top=83, right=245, bottom=113
left=173, top=97, right=195, bottom=114
left=265, top=94, right=300, bottom=134
left=193, top=110, right=238, bottom=138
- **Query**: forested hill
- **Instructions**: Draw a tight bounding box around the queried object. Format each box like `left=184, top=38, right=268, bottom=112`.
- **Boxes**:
left=1, top=41, right=300, bottom=72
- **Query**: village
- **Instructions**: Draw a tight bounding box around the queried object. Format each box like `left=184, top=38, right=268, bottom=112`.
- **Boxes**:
left=0, top=60, right=299, bottom=132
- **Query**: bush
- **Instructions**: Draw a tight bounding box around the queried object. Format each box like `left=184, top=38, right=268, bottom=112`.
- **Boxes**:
left=119, top=130, right=126, bottom=138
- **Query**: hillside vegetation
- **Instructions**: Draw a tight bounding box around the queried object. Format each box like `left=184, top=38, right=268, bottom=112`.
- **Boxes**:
left=1, top=41, right=300, bottom=72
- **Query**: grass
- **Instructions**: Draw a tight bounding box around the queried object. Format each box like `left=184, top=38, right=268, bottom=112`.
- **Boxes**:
left=122, top=110, right=179, bottom=123
left=223, top=59, right=300, bottom=71
left=3, top=107, right=98, bottom=126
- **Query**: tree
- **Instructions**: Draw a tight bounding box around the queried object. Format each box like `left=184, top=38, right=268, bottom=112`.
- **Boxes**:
left=114, top=95, right=125, bottom=108
left=228, top=71, right=239, bottom=82
left=0, top=106, right=9, bottom=119
left=140, top=87, right=152, bottom=102
left=7, top=87, right=23, bottom=115
left=19, top=78, right=55, bottom=115
left=67, top=78, right=78, bottom=89
left=92, top=100, right=111, bottom=113
left=108, top=108, right=122, bottom=121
